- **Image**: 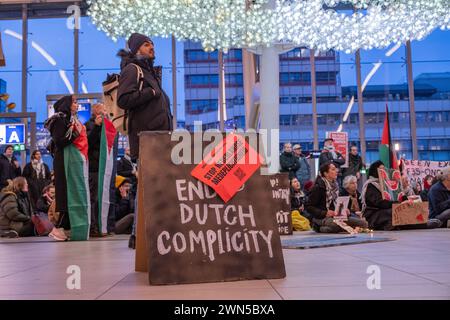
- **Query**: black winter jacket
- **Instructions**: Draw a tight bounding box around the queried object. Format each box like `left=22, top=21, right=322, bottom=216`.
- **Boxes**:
left=46, top=112, right=74, bottom=213
left=319, top=150, right=345, bottom=169
left=85, top=116, right=102, bottom=173
left=115, top=189, right=135, bottom=221
left=117, top=50, right=173, bottom=160
left=306, top=177, right=335, bottom=220
left=279, top=152, right=300, bottom=179
left=0, top=154, right=22, bottom=189
left=342, top=153, right=364, bottom=177
left=364, top=184, right=394, bottom=211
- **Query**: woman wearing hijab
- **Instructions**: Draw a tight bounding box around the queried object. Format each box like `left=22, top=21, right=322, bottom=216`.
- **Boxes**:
left=22, top=150, right=51, bottom=209
left=44, top=95, right=88, bottom=241
left=361, top=161, right=441, bottom=230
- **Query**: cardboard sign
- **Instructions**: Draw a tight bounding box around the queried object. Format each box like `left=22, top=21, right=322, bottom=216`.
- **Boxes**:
left=137, top=131, right=286, bottom=285
left=270, top=173, right=292, bottom=235
left=191, top=133, right=263, bottom=203
left=392, top=202, right=429, bottom=226
left=327, top=131, right=349, bottom=168
left=402, top=160, right=448, bottom=189
left=333, top=219, right=357, bottom=234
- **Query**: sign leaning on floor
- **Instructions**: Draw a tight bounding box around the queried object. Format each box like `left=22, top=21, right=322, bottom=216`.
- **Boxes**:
left=269, top=173, right=292, bottom=235
left=136, top=131, right=286, bottom=285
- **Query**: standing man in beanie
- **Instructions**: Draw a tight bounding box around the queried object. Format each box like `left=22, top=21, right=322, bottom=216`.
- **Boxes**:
left=117, top=33, right=173, bottom=161
left=117, top=33, right=173, bottom=248
left=0, top=145, right=22, bottom=189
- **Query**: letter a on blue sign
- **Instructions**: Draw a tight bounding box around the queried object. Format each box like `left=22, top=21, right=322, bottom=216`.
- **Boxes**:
left=6, top=125, right=24, bottom=144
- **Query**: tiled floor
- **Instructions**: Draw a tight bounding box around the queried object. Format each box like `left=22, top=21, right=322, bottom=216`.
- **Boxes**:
left=1, top=229, right=449, bottom=300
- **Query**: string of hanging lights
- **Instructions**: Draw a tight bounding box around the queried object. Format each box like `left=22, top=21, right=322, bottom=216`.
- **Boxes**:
left=87, top=0, right=450, bottom=52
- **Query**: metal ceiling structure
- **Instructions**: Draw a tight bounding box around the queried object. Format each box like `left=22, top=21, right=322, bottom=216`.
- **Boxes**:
left=0, top=0, right=89, bottom=20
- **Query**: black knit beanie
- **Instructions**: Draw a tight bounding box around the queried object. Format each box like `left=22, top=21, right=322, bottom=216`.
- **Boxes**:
left=127, top=33, right=152, bottom=55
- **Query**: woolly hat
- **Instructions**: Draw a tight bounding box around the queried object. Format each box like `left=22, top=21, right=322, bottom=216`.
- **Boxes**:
left=127, top=33, right=152, bottom=55
left=115, top=175, right=131, bottom=189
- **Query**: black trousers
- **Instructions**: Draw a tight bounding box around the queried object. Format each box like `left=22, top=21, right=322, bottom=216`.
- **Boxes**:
left=57, top=211, right=71, bottom=230
left=89, top=172, right=99, bottom=233
left=18, top=220, right=35, bottom=237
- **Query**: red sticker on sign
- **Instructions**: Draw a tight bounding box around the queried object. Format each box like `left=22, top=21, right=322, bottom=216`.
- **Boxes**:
left=191, top=133, right=263, bottom=203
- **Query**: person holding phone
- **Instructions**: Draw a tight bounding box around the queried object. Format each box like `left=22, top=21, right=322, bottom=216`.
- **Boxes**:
left=85, top=103, right=108, bottom=237
left=114, top=176, right=134, bottom=234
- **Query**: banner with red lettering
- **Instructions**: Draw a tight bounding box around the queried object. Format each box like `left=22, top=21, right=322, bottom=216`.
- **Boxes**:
left=327, top=131, right=349, bottom=168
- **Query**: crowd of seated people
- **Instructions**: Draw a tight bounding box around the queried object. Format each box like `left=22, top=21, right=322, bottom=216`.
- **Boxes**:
left=281, top=142, right=449, bottom=234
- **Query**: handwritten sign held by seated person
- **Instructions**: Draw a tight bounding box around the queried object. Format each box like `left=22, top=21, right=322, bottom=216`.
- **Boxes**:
left=392, top=201, right=429, bottom=226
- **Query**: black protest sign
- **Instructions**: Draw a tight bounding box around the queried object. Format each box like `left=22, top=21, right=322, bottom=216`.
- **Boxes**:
left=269, top=173, right=292, bottom=235
left=139, top=131, right=286, bottom=285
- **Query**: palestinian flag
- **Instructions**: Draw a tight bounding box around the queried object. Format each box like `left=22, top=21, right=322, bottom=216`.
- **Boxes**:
left=98, top=118, right=117, bottom=234
left=64, top=125, right=91, bottom=241
left=379, top=104, right=399, bottom=170
left=378, top=104, right=402, bottom=201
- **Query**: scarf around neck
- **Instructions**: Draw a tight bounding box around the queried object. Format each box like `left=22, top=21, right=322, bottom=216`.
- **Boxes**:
left=32, top=159, right=46, bottom=179
left=361, top=176, right=382, bottom=213
left=321, top=176, right=339, bottom=210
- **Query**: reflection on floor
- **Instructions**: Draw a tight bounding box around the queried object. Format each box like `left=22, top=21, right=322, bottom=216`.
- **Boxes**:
left=1, top=230, right=449, bottom=300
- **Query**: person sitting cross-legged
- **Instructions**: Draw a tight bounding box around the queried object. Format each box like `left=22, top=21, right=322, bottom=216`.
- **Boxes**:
left=306, top=163, right=368, bottom=233
left=0, top=178, right=35, bottom=238
left=341, top=175, right=364, bottom=218
left=114, top=176, right=135, bottom=234
left=428, top=166, right=450, bottom=227
left=290, top=177, right=311, bottom=231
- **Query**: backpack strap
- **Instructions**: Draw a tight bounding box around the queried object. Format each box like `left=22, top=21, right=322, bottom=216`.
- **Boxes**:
left=120, top=63, right=144, bottom=133
left=130, top=63, right=144, bottom=91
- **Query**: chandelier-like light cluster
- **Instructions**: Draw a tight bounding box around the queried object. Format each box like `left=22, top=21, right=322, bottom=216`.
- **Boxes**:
left=87, top=0, right=450, bottom=52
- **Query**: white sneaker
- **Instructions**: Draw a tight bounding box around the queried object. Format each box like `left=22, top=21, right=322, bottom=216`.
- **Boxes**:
left=48, top=228, right=67, bottom=241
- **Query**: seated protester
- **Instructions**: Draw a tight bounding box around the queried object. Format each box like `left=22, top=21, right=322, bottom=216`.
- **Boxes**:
left=0, top=178, right=34, bottom=238
left=420, top=175, right=433, bottom=202
left=362, top=161, right=441, bottom=230
left=412, top=181, right=422, bottom=197
left=306, top=163, right=368, bottom=233
left=114, top=176, right=135, bottom=234
left=428, top=166, right=450, bottom=227
left=36, top=184, right=55, bottom=214
left=341, top=175, right=363, bottom=218
left=290, top=178, right=306, bottom=212
left=401, top=175, right=415, bottom=198
left=117, top=147, right=137, bottom=187
left=290, top=178, right=311, bottom=231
